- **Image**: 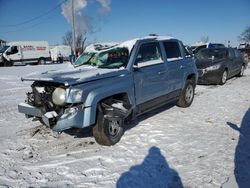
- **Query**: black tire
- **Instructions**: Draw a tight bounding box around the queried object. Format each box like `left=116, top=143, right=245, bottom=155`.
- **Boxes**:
left=38, top=58, right=46, bottom=65
left=177, top=79, right=195, bottom=108
left=237, top=65, right=245, bottom=77
left=220, top=70, right=227, bottom=85
left=4, top=60, right=13, bottom=67
left=93, top=105, right=124, bottom=146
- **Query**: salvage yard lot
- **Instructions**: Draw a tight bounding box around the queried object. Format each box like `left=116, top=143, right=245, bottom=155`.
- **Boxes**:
left=0, top=63, right=249, bottom=188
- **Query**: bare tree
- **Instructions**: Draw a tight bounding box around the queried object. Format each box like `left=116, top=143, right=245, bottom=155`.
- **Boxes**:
left=201, top=36, right=209, bottom=43
left=239, top=26, right=250, bottom=43
left=62, top=31, right=86, bottom=50
left=62, top=31, right=72, bottom=47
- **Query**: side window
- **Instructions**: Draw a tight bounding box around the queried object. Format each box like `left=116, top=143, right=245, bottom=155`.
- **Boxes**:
left=8, top=46, right=18, bottom=55
left=228, top=49, right=235, bottom=58
left=234, top=49, right=242, bottom=58
left=163, top=41, right=182, bottom=61
left=135, top=42, right=162, bottom=66
left=182, top=45, right=193, bottom=58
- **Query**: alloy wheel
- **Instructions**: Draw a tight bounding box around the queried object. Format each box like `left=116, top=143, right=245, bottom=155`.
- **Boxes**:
left=185, top=84, right=194, bottom=104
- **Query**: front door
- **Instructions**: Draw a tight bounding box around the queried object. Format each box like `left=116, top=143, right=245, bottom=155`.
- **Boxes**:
left=8, top=45, right=22, bottom=62
left=163, top=40, right=185, bottom=92
left=133, top=42, right=168, bottom=109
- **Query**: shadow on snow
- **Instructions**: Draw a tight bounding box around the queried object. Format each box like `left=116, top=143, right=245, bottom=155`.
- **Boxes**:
left=227, top=108, right=250, bottom=188
left=116, top=146, right=183, bottom=188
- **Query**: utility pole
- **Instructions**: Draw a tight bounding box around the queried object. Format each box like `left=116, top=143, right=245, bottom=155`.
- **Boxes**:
left=71, top=0, right=76, bottom=55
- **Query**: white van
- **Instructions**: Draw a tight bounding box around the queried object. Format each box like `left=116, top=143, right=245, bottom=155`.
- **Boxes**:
left=0, top=41, right=50, bottom=66
left=50, top=45, right=71, bottom=63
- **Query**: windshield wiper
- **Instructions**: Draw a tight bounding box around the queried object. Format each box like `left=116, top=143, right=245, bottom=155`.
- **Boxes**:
left=98, top=65, right=123, bottom=69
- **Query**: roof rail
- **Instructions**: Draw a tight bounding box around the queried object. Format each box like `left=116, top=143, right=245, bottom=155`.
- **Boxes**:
left=148, top=34, right=158, bottom=36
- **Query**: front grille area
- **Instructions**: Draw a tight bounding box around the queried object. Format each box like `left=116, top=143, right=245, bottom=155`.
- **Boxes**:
left=27, top=81, right=65, bottom=114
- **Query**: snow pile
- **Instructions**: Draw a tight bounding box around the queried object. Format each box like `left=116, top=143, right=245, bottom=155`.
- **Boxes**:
left=0, top=63, right=249, bottom=187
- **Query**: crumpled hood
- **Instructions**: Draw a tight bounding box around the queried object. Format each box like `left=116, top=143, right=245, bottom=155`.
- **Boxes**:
left=21, top=66, right=129, bottom=86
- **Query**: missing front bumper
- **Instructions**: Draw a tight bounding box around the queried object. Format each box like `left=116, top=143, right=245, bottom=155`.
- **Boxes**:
left=18, top=102, right=85, bottom=132
left=18, top=102, right=43, bottom=117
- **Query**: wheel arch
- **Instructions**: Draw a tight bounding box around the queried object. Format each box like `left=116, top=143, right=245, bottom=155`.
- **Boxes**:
left=185, top=73, right=197, bottom=88
left=83, top=90, right=134, bottom=128
left=187, top=73, right=196, bottom=82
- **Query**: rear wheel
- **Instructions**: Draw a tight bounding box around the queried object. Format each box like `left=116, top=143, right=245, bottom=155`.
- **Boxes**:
left=237, top=65, right=245, bottom=77
left=177, top=79, right=195, bottom=108
left=93, top=105, right=124, bottom=146
left=38, top=58, right=46, bottom=65
left=220, top=70, right=227, bottom=85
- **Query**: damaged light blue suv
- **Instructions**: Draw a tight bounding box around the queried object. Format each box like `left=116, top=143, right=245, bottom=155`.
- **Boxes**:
left=18, top=36, right=198, bottom=145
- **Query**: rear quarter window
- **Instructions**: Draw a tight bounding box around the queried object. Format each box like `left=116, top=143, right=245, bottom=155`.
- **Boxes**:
left=228, top=48, right=236, bottom=58
left=234, top=49, right=243, bottom=58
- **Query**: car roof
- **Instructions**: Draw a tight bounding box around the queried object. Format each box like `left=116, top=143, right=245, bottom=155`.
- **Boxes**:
left=85, top=36, right=176, bottom=54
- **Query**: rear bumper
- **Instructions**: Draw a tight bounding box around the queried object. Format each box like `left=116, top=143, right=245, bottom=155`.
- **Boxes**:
left=18, top=102, right=87, bottom=132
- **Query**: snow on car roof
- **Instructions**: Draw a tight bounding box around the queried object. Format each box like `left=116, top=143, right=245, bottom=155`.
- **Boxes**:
left=84, top=36, right=174, bottom=54
left=118, top=35, right=174, bottom=51
left=84, top=42, right=119, bottom=53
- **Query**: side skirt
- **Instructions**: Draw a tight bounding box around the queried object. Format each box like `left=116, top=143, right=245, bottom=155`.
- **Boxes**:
left=135, top=89, right=181, bottom=116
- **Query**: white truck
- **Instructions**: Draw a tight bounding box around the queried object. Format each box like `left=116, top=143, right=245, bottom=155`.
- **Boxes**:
left=0, top=41, right=50, bottom=66
left=50, top=45, right=71, bottom=63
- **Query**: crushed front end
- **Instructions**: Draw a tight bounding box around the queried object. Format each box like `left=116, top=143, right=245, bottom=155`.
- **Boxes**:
left=18, top=81, right=85, bottom=132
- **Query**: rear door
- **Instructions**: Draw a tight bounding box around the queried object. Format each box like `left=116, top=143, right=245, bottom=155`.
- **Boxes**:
left=163, top=40, right=185, bottom=92
left=233, top=49, right=244, bottom=72
left=133, top=41, right=168, bottom=106
left=227, top=48, right=238, bottom=76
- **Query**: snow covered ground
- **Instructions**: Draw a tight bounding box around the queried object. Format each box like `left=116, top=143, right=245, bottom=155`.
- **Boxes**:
left=0, top=62, right=249, bottom=188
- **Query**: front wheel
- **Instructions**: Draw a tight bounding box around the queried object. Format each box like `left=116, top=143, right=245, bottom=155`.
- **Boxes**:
left=220, top=70, right=228, bottom=85
left=4, top=60, right=13, bottom=67
left=177, top=80, right=195, bottom=108
left=93, top=105, right=124, bottom=146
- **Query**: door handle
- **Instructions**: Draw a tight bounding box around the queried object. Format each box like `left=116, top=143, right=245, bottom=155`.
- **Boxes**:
left=180, top=65, right=186, bottom=69
left=158, top=71, right=167, bottom=75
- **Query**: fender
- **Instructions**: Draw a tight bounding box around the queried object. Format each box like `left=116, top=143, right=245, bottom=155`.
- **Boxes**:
left=2, top=53, right=10, bottom=61
left=82, top=76, right=135, bottom=127
left=181, top=62, right=198, bottom=89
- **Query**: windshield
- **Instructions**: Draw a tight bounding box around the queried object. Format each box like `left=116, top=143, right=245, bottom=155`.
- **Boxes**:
left=0, top=45, right=10, bottom=53
left=74, top=47, right=129, bottom=69
left=195, top=48, right=227, bottom=60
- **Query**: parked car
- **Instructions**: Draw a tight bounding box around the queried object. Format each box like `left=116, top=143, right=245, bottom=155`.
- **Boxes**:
left=18, top=36, right=198, bottom=145
left=192, top=42, right=225, bottom=54
left=195, top=48, right=245, bottom=85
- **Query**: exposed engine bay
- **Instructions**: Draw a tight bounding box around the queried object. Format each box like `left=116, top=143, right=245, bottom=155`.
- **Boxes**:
left=25, top=81, right=67, bottom=127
